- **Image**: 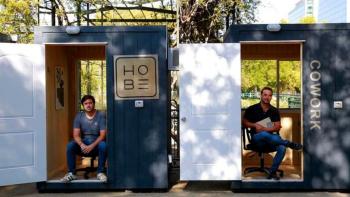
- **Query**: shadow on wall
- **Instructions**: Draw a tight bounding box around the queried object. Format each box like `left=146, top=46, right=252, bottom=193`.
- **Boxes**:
left=304, top=30, right=350, bottom=189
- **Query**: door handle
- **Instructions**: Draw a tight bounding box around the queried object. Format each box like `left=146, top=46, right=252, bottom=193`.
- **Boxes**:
left=181, top=117, right=187, bottom=122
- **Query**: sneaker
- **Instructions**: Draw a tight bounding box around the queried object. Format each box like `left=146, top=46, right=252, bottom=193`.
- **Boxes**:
left=97, top=173, right=107, bottom=183
left=267, top=172, right=280, bottom=180
left=60, top=172, right=77, bottom=183
left=287, top=142, right=303, bottom=151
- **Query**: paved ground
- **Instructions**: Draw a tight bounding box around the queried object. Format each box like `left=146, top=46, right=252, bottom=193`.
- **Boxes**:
left=1, top=181, right=350, bottom=197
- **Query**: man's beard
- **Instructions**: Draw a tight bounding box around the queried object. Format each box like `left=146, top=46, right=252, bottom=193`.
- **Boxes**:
left=85, top=107, right=93, bottom=112
left=261, top=99, right=270, bottom=104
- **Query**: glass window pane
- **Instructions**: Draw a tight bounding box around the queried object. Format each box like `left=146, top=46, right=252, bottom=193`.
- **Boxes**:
left=279, top=61, right=301, bottom=109
left=79, top=60, right=107, bottom=110
left=241, top=60, right=277, bottom=108
left=241, top=60, right=301, bottom=109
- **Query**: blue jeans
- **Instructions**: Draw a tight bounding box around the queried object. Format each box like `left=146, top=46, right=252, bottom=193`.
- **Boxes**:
left=252, top=131, right=288, bottom=173
left=66, top=139, right=107, bottom=174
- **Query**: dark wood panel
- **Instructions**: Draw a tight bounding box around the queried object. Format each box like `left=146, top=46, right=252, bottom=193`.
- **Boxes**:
left=242, top=43, right=300, bottom=60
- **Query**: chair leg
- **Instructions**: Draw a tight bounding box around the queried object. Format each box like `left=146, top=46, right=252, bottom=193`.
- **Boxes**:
left=244, top=152, right=285, bottom=178
left=244, top=166, right=270, bottom=175
left=84, top=157, right=98, bottom=179
left=244, top=167, right=284, bottom=178
left=244, top=152, right=270, bottom=176
left=276, top=169, right=284, bottom=177
left=83, top=170, right=91, bottom=179
left=75, top=157, right=97, bottom=179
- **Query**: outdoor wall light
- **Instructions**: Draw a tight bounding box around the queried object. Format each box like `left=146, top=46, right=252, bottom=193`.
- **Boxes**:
left=266, top=24, right=281, bottom=32
left=66, top=26, right=80, bottom=35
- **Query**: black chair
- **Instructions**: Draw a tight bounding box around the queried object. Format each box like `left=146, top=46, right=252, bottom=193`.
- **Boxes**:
left=242, top=127, right=284, bottom=177
left=76, top=156, right=97, bottom=179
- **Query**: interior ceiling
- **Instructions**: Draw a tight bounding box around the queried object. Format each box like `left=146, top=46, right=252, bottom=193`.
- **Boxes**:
left=241, top=43, right=301, bottom=61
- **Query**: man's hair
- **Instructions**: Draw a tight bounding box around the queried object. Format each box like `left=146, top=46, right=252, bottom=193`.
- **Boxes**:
left=81, top=95, right=95, bottom=105
left=260, top=86, right=273, bottom=94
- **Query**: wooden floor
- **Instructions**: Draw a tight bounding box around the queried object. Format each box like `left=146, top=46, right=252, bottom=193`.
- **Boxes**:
left=242, top=165, right=302, bottom=181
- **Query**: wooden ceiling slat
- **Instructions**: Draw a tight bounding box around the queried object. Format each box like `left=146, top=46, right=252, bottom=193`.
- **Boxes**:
left=241, top=44, right=300, bottom=60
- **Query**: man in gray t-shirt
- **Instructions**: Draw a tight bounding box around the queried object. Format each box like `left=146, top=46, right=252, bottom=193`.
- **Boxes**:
left=73, top=109, right=106, bottom=144
left=61, top=95, right=107, bottom=183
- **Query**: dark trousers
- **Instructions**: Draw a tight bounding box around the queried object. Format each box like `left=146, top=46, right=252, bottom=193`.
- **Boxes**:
left=66, top=139, right=107, bottom=174
left=252, top=131, right=288, bottom=173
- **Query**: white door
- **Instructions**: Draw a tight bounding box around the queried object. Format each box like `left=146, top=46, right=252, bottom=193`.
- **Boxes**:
left=179, top=43, right=241, bottom=180
left=0, top=43, right=46, bottom=186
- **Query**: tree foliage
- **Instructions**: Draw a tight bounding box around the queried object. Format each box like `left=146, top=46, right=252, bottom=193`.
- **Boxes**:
left=80, top=60, right=107, bottom=110
left=242, top=60, right=301, bottom=94
left=179, top=0, right=260, bottom=43
left=49, top=0, right=175, bottom=25
left=241, top=60, right=301, bottom=108
left=279, top=61, right=301, bottom=93
left=0, top=0, right=176, bottom=43
left=0, top=0, right=38, bottom=43
left=242, top=60, right=276, bottom=92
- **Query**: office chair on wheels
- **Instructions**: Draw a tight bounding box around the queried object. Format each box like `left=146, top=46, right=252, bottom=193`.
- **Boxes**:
left=242, top=127, right=284, bottom=178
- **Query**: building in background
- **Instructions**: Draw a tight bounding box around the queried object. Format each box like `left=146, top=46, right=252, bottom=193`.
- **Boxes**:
left=288, top=0, right=350, bottom=23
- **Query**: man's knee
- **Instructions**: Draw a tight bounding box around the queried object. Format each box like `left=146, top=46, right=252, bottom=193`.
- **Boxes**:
left=253, top=131, right=269, bottom=141
left=98, top=141, right=107, bottom=152
left=67, top=141, right=78, bottom=152
left=270, top=134, right=282, bottom=141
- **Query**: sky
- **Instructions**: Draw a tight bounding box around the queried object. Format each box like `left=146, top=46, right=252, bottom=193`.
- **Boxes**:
left=256, top=0, right=301, bottom=23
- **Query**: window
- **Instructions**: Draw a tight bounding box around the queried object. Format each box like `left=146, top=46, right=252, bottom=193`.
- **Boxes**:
left=241, top=60, right=301, bottom=109
left=79, top=60, right=107, bottom=110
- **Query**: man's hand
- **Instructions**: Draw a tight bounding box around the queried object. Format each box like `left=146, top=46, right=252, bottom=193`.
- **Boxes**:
left=254, top=123, right=264, bottom=132
left=255, top=122, right=282, bottom=133
left=80, top=143, right=95, bottom=154
left=275, top=124, right=282, bottom=130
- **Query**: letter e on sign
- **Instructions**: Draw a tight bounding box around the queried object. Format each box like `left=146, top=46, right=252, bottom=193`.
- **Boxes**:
left=114, top=55, right=159, bottom=100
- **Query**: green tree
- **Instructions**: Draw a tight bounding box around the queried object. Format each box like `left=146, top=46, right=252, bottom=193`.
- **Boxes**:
left=0, top=0, right=176, bottom=43
left=179, top=0, right=261, bottom=43
left=0, top=0, right=38, bottom=43
left=80, top=60, right=107, bottom=110
left=242, top=60, right=301, bottom=94
left=47, top=0, right=176, bottom=27
left=93, top=3, right=175, bottom=27
left=242, top=60, right=276, bottom=93
left=279, top=61, right=301, bottom=94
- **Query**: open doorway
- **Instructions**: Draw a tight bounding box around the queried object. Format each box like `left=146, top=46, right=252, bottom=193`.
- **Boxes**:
left=45, top=44, right=106, bottom=182
left=241, top=42, right=303, bottom=181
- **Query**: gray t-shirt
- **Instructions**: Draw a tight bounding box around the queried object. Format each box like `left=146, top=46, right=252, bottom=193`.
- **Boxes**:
left=73, top=110, right=106, bottom=143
